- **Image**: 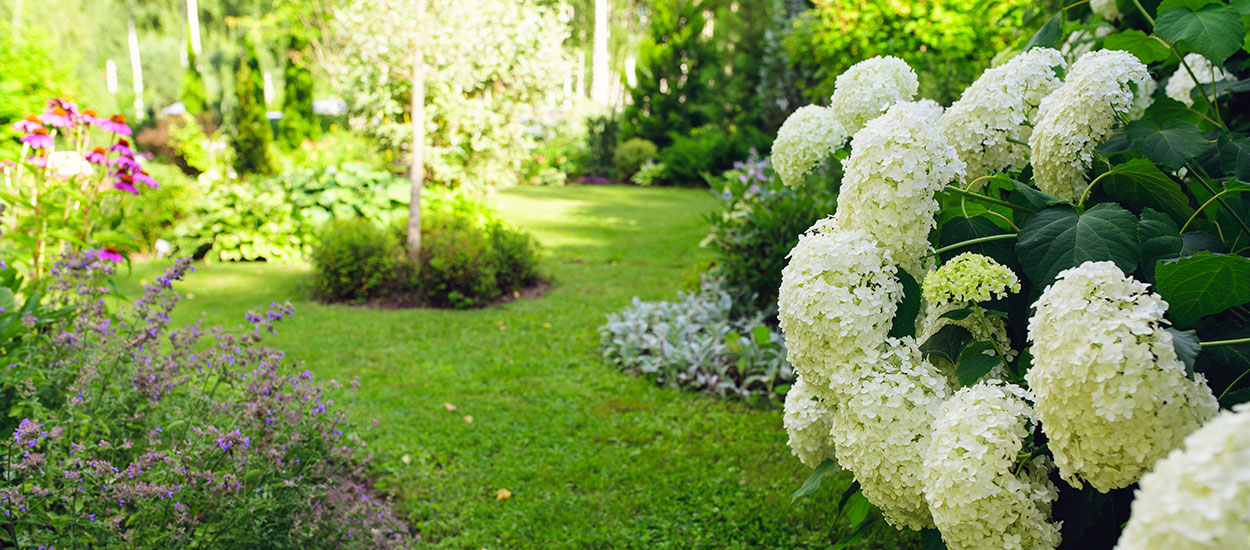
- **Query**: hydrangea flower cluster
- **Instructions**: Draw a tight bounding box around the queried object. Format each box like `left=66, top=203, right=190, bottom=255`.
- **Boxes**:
left=1025, top=261, right=1219, bottom=491
left=1164, top=53, right=1233, bottom=106
left=922, top=253, right=1021, bottom=306
left=1114, top=404, right=1250, bottom=550
left=777, top=222, right=902, bottom=394
left=923, top=382, right=1061, bottom=550
left=1029, top=50, right=1148, bottom=201
left=1091, top=0, right=1123, bottom=21
left=783, top=376, right=838, bottom=468
left=939, top=48, right=1066, bottom=178
left=771, top=105, right=847, bottom=187
left=828, top=338, right=952, bottom=530
left=832, top=101, right=966, bottom=274
left=829, top=56, right=920, bottom=135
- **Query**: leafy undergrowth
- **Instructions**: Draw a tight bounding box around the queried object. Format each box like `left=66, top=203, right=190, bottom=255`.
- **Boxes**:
left=116, top=185, right=917, bottom=549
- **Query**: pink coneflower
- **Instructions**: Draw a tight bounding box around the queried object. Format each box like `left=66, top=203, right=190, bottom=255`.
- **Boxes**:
left=86, top=146, right=108, bottom=164
left=77, top=108, right=106, bottom=127
left=98, top=247, right=124, bottom=262
left=99, top=114, right=132, bottom=136
left=11, top=114, right=42, bottom=133
left=27, top=155, right=49, bottom=168
left=20, top=128, right=54, bottom=149
left=109, top=138, right=134, bottom=157
left=113, top=173, right=139, bottom=194
left=111, top=154, right=141, bottom=172
left=37, top=106, right=73, bottom=128
left=48, top=98, right=79, bottom=115
left=133, top=169, right=159, bottom=189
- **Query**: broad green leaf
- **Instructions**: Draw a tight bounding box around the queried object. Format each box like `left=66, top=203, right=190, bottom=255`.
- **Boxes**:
left=957, top=341, right=1002, bottom=386
left=1016, top=204, right=1140, bottom=286
left=1155, top=252, right=1250, bottom=327
left=1104, top=30, right=1173, bottom=63
left=752, top=325, right=771, bottom=345
left=1221, top=387, right=1250, bottom=407
left=791, top=458, right=840, bottom=502
left=1011, top=179, right=1065, bottom=211
left=1141, top=97, right=1206, bottom=126
left=939, top=308, right=974, bottom=321
left=1125, top=119, right=1211, bottom=170
left=1026, top=13, right=1063, bottom=50
left=1154, top=3, right=1245, bottom=64
left=1217, top=139, right=1250, bottom=182
left=1100, top=158, right=1195, bottom=223
left=938, top=216, right=1017, bottom=269
left=843, top=491, right=872, bottom=527
left=1194, top=77, right=1250, bottom=98
left=1166, top=327, right=1202, bottom=378
left=1138, top=208, right=1184, bottom=281
left=921, top=528, right=948, bottom=550
left=921, top=324, right=974, bottom=368
left=1181, top=230, right=1229, bottom=255
left=889, top=269, right=922, bottom=339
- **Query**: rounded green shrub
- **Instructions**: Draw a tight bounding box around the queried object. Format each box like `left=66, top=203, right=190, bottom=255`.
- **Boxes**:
left=310, top=219, right=399, bottom=302
left=487, top=219, right=541, bottom=294
left=416, top=211, right=500, bottom=309
left=613, top=137, right=659, bottom=179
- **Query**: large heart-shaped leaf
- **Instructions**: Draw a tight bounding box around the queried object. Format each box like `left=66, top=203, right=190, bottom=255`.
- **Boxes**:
left=1026, top=13, right=1063, bottom=50
left=1216, top=139, right=1250, bottom=182
left=1154, top=3, right=1245, bottom=64
left=1155, top=252, right=1250, bottom=327
left=1104, top=30, right=1173, bottom=63
left=1017, top=204, right=1140, bottom=286
left=1139, top=208, right=1185, bottom=281
left=1125, top=119, right=1211, bottom=170
left=1100, top=158, right=1195, bottom=223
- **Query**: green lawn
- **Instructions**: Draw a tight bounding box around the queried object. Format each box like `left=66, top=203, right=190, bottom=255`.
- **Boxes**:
left=118, top=185, right=906, bottom=549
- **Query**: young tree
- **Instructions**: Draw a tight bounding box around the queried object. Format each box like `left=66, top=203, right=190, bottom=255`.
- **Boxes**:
left=279, top=34, right=318, bottom=149
left=230, top=39, right=276, bottom=175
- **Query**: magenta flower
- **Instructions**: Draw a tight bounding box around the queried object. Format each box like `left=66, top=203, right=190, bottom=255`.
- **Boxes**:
left=37, top=106, right=73, bottom=128
left=86, top=147, right=108, bottom=165
left=112, top=154, right=141, bottom=172
left=77, top=108, right=106, bottom=127
left=99, top=114, right=132, bottom=136
left=98, top=247, right=124, bottom=263
left=48, top=97, right=79, bottom=115
left=20, top=128, right=54, bottom=149
left=109, top=138, right=135, bottom=157
left=11, top=114, right=42, bottom=133
left=134, top=169, right=159, bottom=189
left=26, top=155, right=49, bottom=168
left=113, top=173, right=139, bottom=194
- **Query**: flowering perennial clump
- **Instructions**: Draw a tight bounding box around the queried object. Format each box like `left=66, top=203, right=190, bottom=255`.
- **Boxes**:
left=833, top=101, right=966, bottom=274
left=939, top=48, right=1066, bottom=178
left=1026, top=261, right=1218, bottom=491
left=772, top=105, right=847, bottom=187
left=1164, top=53, right=1233, bottom=106
left=1029, top=50, right=1149, bottom=201
left=1114, top=404, right=1250, bottom=550
left=783, top=376, right=837, bottom=468
left=923, top=382, right=1062, bottom=550
left=829, top=56, right=920, bottom=136
left=922, top=253, right=1021, bottom=306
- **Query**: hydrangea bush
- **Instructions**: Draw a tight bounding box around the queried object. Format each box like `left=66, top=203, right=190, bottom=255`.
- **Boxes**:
left=774, top=2, right=1250, bottom=548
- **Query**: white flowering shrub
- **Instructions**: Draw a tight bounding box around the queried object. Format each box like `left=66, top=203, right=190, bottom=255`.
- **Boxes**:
left=770, top=2, right=1250, bottom=548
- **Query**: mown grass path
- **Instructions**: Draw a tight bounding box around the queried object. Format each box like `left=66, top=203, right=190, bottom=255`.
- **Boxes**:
left=121, top=185, right=885, bottom=549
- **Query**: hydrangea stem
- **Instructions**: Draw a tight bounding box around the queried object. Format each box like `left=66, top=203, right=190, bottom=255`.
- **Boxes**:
left=931, top=233, right=1018, bottom=256
left=944, top=185, right=1036, bottom=213
left=1199, top=336, right=1250, bottom=348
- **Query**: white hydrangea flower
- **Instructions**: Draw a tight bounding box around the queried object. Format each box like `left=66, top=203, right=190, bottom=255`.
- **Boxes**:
left=829, top=56, right=919, bottom=135
left=1030, top=50, right=1149, bottom=202
left=830, top=337, right=952, bottom=530
left=783, top=375, right=838, bottom=468
left=1164, top=53, right=1233, bottom=106
left=772, top=105, right=848, bottom=187
left=924, top=382, right=1062, bottom=550
left=1091, top=0, right=1122, bottom=21
left=1127, top=74, right=1157, bottom=121
left=923, top=253, right=1021, bottom=306
left=939, top=48, right=1066, bottom=178
left=1025, top=261, right=1219, bottom=492
left=834, top=101, right=966, bottom=274
left=777, top=221, right=903, bottom=393
left=1115, top=404, right=1250, bottom=550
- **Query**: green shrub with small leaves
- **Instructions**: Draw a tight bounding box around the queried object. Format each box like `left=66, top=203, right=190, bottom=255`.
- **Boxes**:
left=613, top=137, right=658, bottom=180
left=310, top=219, right=399, bottom=302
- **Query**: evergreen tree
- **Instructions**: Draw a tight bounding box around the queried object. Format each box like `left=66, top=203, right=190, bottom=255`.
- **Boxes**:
left=279, top=34, right=318, bottom=149
left=229, top=39, right=276, bottom=175
left=181, top=38, right=208, bottom=115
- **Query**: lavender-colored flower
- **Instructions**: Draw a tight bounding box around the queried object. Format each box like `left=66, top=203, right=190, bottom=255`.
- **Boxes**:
left=13, top=419, right=45, bottom=448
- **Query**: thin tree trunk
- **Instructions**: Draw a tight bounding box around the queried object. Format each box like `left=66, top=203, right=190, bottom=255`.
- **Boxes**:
left=186, top=0, right=202, bottom=56
left=11, top=0, right=22, bottom=42
left=407, top=0, right=427, bottom=261
left=128, top=18, right=145, bottom=122
left=591, top=0, right=610, bottom=105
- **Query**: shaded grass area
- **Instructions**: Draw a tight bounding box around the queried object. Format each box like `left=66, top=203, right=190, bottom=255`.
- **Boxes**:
left=118, top=185, right=914, bottom=549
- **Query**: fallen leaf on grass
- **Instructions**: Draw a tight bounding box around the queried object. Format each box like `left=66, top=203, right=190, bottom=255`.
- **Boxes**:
left=495, top=488, right=512, bottom=501
left=463, top=415, right=473, bottom=423
left=443, top=403, right=457, bottom=411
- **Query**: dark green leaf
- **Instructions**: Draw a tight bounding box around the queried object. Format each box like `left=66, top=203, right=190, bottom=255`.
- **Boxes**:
left=1016, top=204, right=1140, bottom=286
left=791, top=459, right=840, bottom=503
left=1181, top=230, right=1230, bottom=255
left=1154, top=3, right=1246, bottom=64
left=1026, top=13, right=1063, bottom=50
left=1104, top=30, right=1173, bottom=63
left=1141, top=97, right=1207, bottom=126
left=921, top=324, right=974, bottom=368
left=940, top=308, right=974, bottom=321
left=1167, top=327, right=1202, bottom=378
left=1217, top=139, right=1250, bottom=182
left=957, top=341, right=1002, bottom=386
left=921, top=528, right=948, bottom=550
left=752, top=325, right=771, bottom=345
left=1194, top=77, right=1250, bottom=99
left=1100, top=158, right=1195, bottom=222
left=1125, top=119, right=1211, bottom=170
left=843, top=491, right=872, bottom=527
left=1155, top=252, right=1250, bottom=327
left=938, top=216, right=1018, bottom=269
left=1220, top=386, right=1250, bottom=408
left=1011, top=179, right=1065, bottom=210
left=1139, top=208, right=1185, bottom=281
left=889, top=269, right=922, bottom=339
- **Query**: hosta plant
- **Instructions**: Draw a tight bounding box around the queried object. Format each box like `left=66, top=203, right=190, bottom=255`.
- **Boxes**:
left=774, top=2, right=1250, bottom=548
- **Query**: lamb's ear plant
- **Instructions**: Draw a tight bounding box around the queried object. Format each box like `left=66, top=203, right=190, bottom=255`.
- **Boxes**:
left=773, top=2, right=1250, bottom=548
